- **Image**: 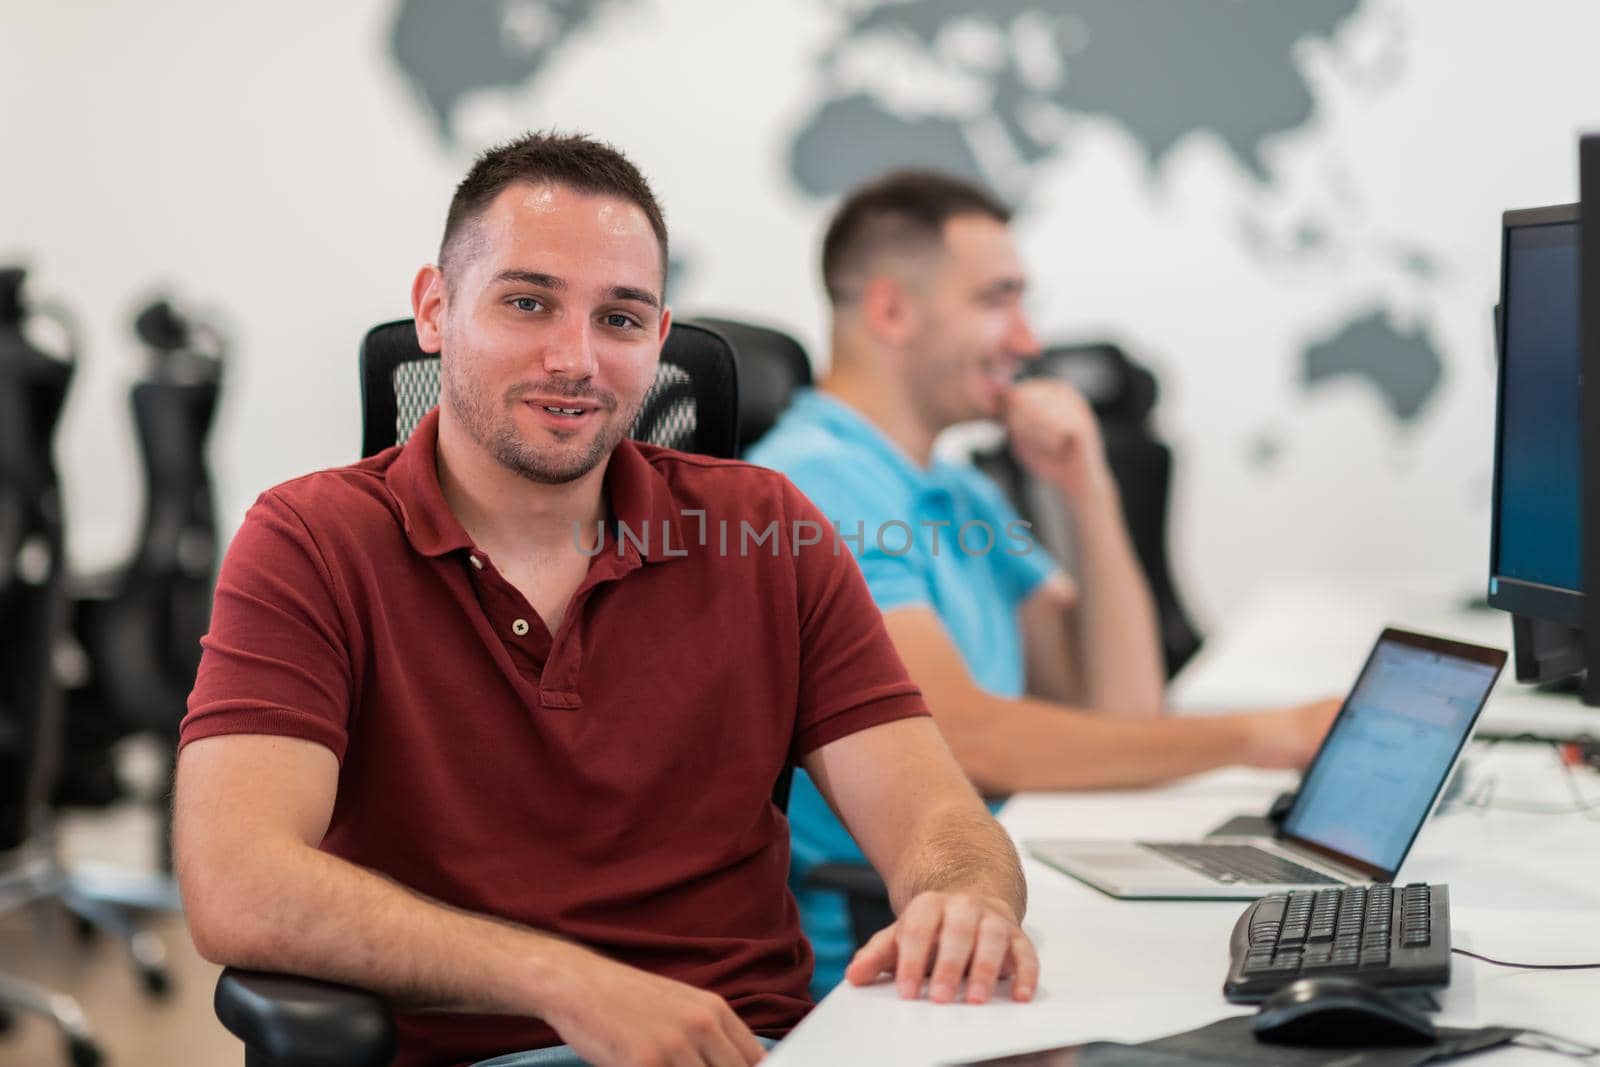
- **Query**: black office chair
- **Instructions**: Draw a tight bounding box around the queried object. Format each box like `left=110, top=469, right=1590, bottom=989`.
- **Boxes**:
left=976, top=342, right=1203, bottom=677
left=58, top=302, right=224, bottom=826
left=211, top=316, right=782, bottom=1067
left=693, top=317, right=812, bottom=452
left=0, top=266, right=104, bottom=1067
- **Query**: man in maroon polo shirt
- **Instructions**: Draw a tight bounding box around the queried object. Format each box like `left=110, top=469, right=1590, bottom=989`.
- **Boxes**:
left=173, top=133, right=1039, bottom=1067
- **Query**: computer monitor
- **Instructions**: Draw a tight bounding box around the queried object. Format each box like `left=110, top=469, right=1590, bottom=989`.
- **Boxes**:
left=1489, top=135, right=1600, bottom=705
left=1488, top=203, right=1585, bottom=687
left=1580, top=135, right=1600, bottom=706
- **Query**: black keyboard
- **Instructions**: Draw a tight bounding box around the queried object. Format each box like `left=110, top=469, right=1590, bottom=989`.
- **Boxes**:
left=1224, top=883, right=1452, bottom=1002
left=1141, top=842, right=1343, bottom=885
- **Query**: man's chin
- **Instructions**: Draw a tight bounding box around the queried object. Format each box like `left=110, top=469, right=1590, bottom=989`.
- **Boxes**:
left=491, top=437, right=611, bottom=485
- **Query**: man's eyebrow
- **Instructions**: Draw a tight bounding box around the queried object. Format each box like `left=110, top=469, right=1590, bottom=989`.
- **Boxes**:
left=492, top=270, right=566, bottom=289
left=609, top=285, right=661, bottom=310
left=490, top=271, right=659, bottom=310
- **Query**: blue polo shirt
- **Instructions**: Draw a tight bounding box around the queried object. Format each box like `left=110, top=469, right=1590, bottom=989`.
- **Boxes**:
left=747, top=389, right=1057, bottom=997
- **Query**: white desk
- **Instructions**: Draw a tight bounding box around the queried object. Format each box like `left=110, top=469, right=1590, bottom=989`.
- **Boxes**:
left=768, top=582, right=1600, bottom=1065
left=1170, top=577, right=1598, bottom=741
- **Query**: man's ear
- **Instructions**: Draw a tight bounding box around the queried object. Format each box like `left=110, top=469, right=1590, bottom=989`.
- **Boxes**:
left=411, top=264, right=446, bottom=354
left=860, top=275, right=918, bottom=348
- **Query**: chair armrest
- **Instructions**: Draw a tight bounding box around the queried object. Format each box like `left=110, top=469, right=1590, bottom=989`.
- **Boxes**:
left=214, top=967, right=396, bottom=1067
left=804, top=863, right=890, bottom=901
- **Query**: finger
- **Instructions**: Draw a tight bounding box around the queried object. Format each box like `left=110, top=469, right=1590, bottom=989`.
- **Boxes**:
left=927, top=897, right=981, bottom=1003
left=843, top=923, right=899, bottom=986
left=664, top=1036, right=702, bottom=1067
left=963, top=914, right=1014, bottom=1004
left=892, top=897, right=943, bottom=999
left=1009, top=932, right=1041, bottom=1002
left=699, top=1032, right=748, bottom=1067
left=716, top=1007, right=768, bottom=1066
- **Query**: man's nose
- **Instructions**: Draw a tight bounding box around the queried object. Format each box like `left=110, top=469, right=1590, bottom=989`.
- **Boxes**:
left=542, top=314, right=599, bottom=378
left=1010, top=312, right=1043, bottom=359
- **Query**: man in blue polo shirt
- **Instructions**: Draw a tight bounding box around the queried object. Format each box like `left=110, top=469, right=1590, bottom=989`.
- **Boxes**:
left=749, top=170, right=1340, bottom=997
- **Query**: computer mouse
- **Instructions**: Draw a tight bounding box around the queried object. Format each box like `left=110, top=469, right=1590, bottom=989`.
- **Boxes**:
left=1252, top=977, right=1437, bottom=1047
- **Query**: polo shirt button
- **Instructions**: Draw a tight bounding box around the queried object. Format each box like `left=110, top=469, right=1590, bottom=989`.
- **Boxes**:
left=511, top=618, right=530, bottom=637
left=468, top=555, right=483, bottom=570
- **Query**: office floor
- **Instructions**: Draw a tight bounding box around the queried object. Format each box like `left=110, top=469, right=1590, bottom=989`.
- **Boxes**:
left=0, top=751, right=237, bottom=1067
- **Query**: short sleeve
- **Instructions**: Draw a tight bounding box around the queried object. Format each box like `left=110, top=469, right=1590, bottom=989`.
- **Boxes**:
left=178, top=490, right=356, bottom=762
left=781, top=481, right=930, bottom=760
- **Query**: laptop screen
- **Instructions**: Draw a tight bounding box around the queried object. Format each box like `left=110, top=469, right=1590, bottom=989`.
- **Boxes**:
left=1280, top=632, right=1503, bottom=876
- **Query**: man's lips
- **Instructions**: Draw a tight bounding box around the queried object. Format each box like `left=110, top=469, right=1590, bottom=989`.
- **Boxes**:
left=523, top=396, right=603, bottom=415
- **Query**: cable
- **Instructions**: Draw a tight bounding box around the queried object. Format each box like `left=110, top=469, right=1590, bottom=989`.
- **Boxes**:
left=1440, top=739, right=1600, bottom=819
left=1452, top=947, right=1600, bottom=971
left=1512, top=1028, right=1600, bottom=1060
left=1557, top=754, right=1600, bottom=820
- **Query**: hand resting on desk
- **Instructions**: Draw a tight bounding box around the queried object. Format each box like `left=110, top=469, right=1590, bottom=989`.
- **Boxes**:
left=842, top=890, right=1039, bottom=1005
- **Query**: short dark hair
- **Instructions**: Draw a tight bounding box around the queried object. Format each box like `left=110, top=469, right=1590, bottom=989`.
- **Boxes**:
left=439, top=131, right=668, bottom=288
left=821, top=170, right=1012, bottom=305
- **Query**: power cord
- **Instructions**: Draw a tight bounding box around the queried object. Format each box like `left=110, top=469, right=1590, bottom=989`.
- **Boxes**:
left=1430, top=737, right=1600, bottom=1058
left=1511, top=1028, right=1600, bottom=1060
left=1452, top=947, right=1600, bottom=971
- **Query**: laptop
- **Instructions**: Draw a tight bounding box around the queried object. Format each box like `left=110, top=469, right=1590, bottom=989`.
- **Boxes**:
left=1027, top=627, right=1506, bottom=900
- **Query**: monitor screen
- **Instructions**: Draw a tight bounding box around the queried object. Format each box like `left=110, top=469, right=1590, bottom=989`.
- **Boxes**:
left=1495, top=217, right=1582, bottom=594
left=1282, top=637, right=1500, bottom=875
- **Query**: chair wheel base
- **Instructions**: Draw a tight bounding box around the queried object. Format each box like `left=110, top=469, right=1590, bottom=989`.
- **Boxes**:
left=68, top=1035, right=104, bottom=1067
left=139, top=965, right=172, bottom=999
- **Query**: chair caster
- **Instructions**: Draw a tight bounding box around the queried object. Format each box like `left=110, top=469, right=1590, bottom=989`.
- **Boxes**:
left=138, top=963, right=171, bottom=998
left=68, top=1035, right=104, bottom=1067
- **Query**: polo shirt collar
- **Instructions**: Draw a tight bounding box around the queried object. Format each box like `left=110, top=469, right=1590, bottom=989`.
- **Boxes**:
left=788, top=388, right=957, bottom=501
left=386, top=408, right=472, bottom=559
left=384, top=407, right=686, bottom=565
left=601, top=430, right=687, bottom=564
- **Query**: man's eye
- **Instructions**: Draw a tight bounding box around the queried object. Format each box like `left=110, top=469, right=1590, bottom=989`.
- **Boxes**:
left=511, top=297, right=543, bottom=312
left=605, top=313, right=639, bottom=329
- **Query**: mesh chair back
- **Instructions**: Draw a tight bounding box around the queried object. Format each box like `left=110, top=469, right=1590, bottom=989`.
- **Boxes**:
left=359, top=319, right=739, bottom=459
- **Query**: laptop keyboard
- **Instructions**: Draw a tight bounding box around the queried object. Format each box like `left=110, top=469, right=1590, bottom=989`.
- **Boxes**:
left=1140, top=842, right=1343, bottom=885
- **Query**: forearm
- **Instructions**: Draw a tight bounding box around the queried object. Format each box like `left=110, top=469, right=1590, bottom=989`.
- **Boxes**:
left=182, top=839, right=579, bottom=1017
left=1063, top=477, right=1164, bottom=716
left=935, top=693, right=1255, bottom=794
left=886, top=800, right=1026, bottom=923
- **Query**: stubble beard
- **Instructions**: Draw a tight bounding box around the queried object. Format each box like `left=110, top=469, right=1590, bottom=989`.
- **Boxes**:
left=442, top=356, right=639, bottom=485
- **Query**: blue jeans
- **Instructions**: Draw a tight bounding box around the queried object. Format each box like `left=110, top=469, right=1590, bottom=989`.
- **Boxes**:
left=474, top=1036, right=780, bottom=1066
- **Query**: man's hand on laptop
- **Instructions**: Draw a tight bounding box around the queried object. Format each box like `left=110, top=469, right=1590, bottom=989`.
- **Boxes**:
left=843, top=891, right=1040, bottom=1004
left=541, top=943, right=768, bottom=1066
left=1243, top=698, right=1342, bottom=770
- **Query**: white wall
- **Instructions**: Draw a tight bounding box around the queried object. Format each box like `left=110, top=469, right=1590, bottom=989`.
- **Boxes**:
left=4, top=0, right=1598, bottom=630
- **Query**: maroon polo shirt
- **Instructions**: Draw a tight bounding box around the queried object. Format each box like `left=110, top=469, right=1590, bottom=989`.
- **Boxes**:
left=180, top=408, right=929, bottom=1067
